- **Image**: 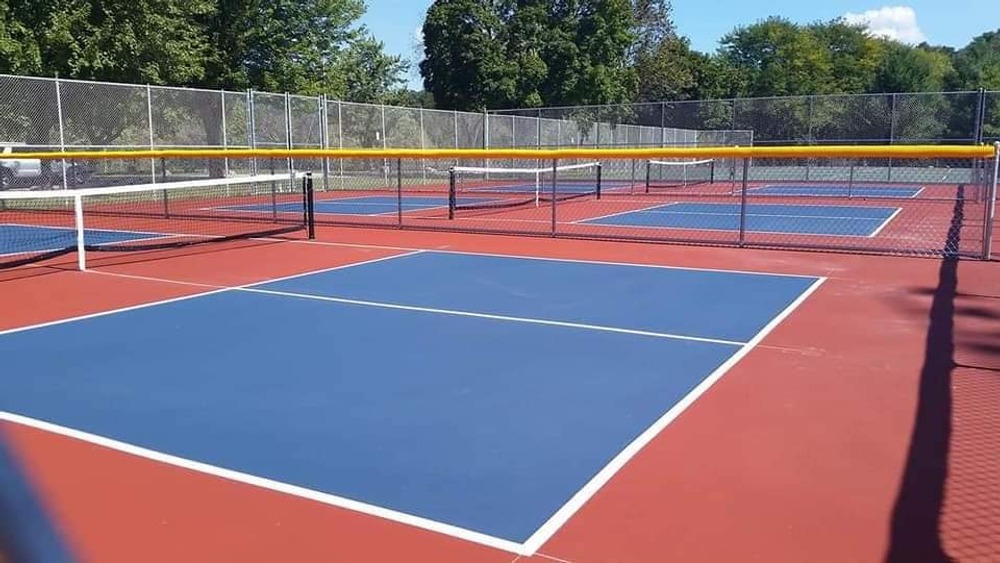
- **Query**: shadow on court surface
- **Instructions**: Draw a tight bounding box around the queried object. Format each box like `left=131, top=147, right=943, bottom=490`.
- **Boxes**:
left=884, top=185, right=966, bottom=563
left=0, top=430, right=75, bottom=563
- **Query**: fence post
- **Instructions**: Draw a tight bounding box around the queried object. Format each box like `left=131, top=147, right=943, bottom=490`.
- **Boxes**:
left=146, top=84, right=156, bottom=183
left=381, top=102, right=388, bottom=186
left=738, top=157, right=749, bottom=247
left=54, top=78, right=68, bottom=190
left=248, top=88, right=254, bottom=163
left=284, top=92, right=293, bottom=185
left=319, top=94, right=329, bottom=193
left=983, top=142, right=999, bottom=260
left=974, top=88, right=987, bottom=145
left=220, top=90, right=229, bottom=177
left=336, top=100, right=344, bottom=189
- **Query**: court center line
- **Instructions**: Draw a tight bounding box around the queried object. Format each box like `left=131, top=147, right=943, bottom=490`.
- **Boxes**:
left=519, top=275, right=828, bottom=554
left=91, top=269, right=748, bottom=347
left=0, top=249, right=425, bottom=337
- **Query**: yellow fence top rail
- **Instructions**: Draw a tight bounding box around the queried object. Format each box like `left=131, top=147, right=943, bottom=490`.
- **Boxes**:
left=8, top=144, right=997, bottom=161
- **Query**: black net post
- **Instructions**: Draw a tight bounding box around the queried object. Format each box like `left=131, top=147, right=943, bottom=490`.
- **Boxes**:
left=305, top=172, right=316, bottom=239
left=644, top=159, right=651, bottom=193
left=596, top=162, right=602, bottom=200
left=448, top=168, right=456, bottom=220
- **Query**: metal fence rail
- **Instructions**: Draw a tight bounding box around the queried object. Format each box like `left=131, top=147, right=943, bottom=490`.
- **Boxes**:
left=279, top=150, right=993, bottom=260
left=2, top=73, right=998, bottom=259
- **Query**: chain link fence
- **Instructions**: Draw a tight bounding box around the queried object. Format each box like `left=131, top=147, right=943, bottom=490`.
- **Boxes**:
left=1, top=73, right=997, bottom=258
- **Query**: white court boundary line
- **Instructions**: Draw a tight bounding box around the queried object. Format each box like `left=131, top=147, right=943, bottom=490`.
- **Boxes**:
left=0, top=250, right=424, bottom=337
left=521, top=263, right=828, bottom=554
left=0, top=244, right=826, bottom=556
left=255, top=238, right=824, bottom=280
left=867, top=207, right=903, bottom=238
left=574, top=202, right=900, bottom=239
left=750, top=183, right=926, bottom=199
left=0, top=411, right=526, bottom=555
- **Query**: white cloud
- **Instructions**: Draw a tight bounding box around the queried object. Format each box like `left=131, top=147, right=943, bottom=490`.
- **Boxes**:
left=843, top=6, right=927, bottom=44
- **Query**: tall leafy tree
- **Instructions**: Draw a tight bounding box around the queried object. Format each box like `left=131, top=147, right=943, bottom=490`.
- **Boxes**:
left=421, top=0, right=636, bottom=111
left=420, top=0, right=511, bottom=111
left=719, top=17, right=834, bottom=97
left=950, top=30, right=1000, bottom=89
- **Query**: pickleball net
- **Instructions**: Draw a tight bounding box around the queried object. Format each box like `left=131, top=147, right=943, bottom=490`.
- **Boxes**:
left=0, top=172, right=314, bottom=270
left=645, top=158, right=716, bottom=191
left=447, top=161, right=602, bottom=216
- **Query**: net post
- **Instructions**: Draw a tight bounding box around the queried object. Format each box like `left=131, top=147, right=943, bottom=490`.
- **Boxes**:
left=596, top=161, right=602, bottom=200
left=550, top=159, right=557, bottom=235
left=644, top=159, right=651, bottom=194
left=983, top=142, right=999, bottom=260
left=396, top=158, right=403, bottom=228
left=848, top=161, right=855, bottom=199
left=74, top=193, right=86, bottom=271
left=709, top=159, right=716, bottom=185
left=738, top=157, right=749, bottom=247
left=448, top=168, right=456, bottom=220
left=305, top=172, right=316, bottom=240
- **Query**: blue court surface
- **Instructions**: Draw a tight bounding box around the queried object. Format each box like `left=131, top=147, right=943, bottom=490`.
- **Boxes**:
left=0, top=251, right=821, bottom=545
left=751, top=184, right=922, bottom=198
left=0, top=224, right=169, bottom=256
left=218, top=195, right=503, bottom=216
left=582, top=202, right=900, bottom=236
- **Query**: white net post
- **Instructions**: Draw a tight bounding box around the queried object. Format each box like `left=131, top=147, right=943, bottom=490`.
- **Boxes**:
left=984, top=142, right=999, bottom=260
left=74, top=192, right=86, bottom=271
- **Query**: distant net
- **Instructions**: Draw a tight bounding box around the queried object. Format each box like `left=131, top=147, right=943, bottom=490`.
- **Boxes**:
left=645, top=159, right=716, bottom=191
left=448, top=161, right=602, bottom=214
left=0, top=173, right=313, bottom=270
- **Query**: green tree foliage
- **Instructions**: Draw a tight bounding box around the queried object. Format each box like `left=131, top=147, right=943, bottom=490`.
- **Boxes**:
left=720, top=17, right=834, bottom=97
left=951, top=30, right=1000, bottom=89
left=421, top=0, right=636, bottom=111
left=419, top=0, right=511, bottom=110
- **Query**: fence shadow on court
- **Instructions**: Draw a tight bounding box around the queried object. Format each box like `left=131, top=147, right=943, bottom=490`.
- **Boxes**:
left=0, top=430, right=75, bottom=563
left=884, top=185, right=967, bottom=563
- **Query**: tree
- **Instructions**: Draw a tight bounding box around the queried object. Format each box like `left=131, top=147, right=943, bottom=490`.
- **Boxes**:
left=808, top=19, right=885, bottom=94
left=627, top=0, right=702, bottom=103
left=419, top=0, right=512, bottom=111
left=420, top=0, right=636, bottom=110
left=719, top=17, right=834, bottom=97
left=872, top=43, right=954, bottom=93
left=950, top=30, right=1000, bottom=89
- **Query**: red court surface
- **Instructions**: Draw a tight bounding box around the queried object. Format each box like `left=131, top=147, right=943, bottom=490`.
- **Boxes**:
left=1, top=223, right=998, bottom=563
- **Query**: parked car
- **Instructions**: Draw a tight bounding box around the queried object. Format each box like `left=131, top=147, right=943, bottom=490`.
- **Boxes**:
left=0, top=143, right=93, bottom=190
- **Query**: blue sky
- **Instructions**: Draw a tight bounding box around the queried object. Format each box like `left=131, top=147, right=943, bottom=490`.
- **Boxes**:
left=359, top=1, right=997, bottom=90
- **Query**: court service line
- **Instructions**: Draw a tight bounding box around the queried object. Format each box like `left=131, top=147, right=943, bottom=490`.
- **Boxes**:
left=259, top=238, right=825, bottom=280
left=0, top=250, right=424, bottom=337
left=0, top=411, right=528, bottom=556
left=519, top=274, right=828, bottom=554
left=90, top=269, right=748, bottom=347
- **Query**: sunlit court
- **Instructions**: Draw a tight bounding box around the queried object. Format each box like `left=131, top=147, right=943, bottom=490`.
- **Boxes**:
left=2, top=3, right=1000, bottom=562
